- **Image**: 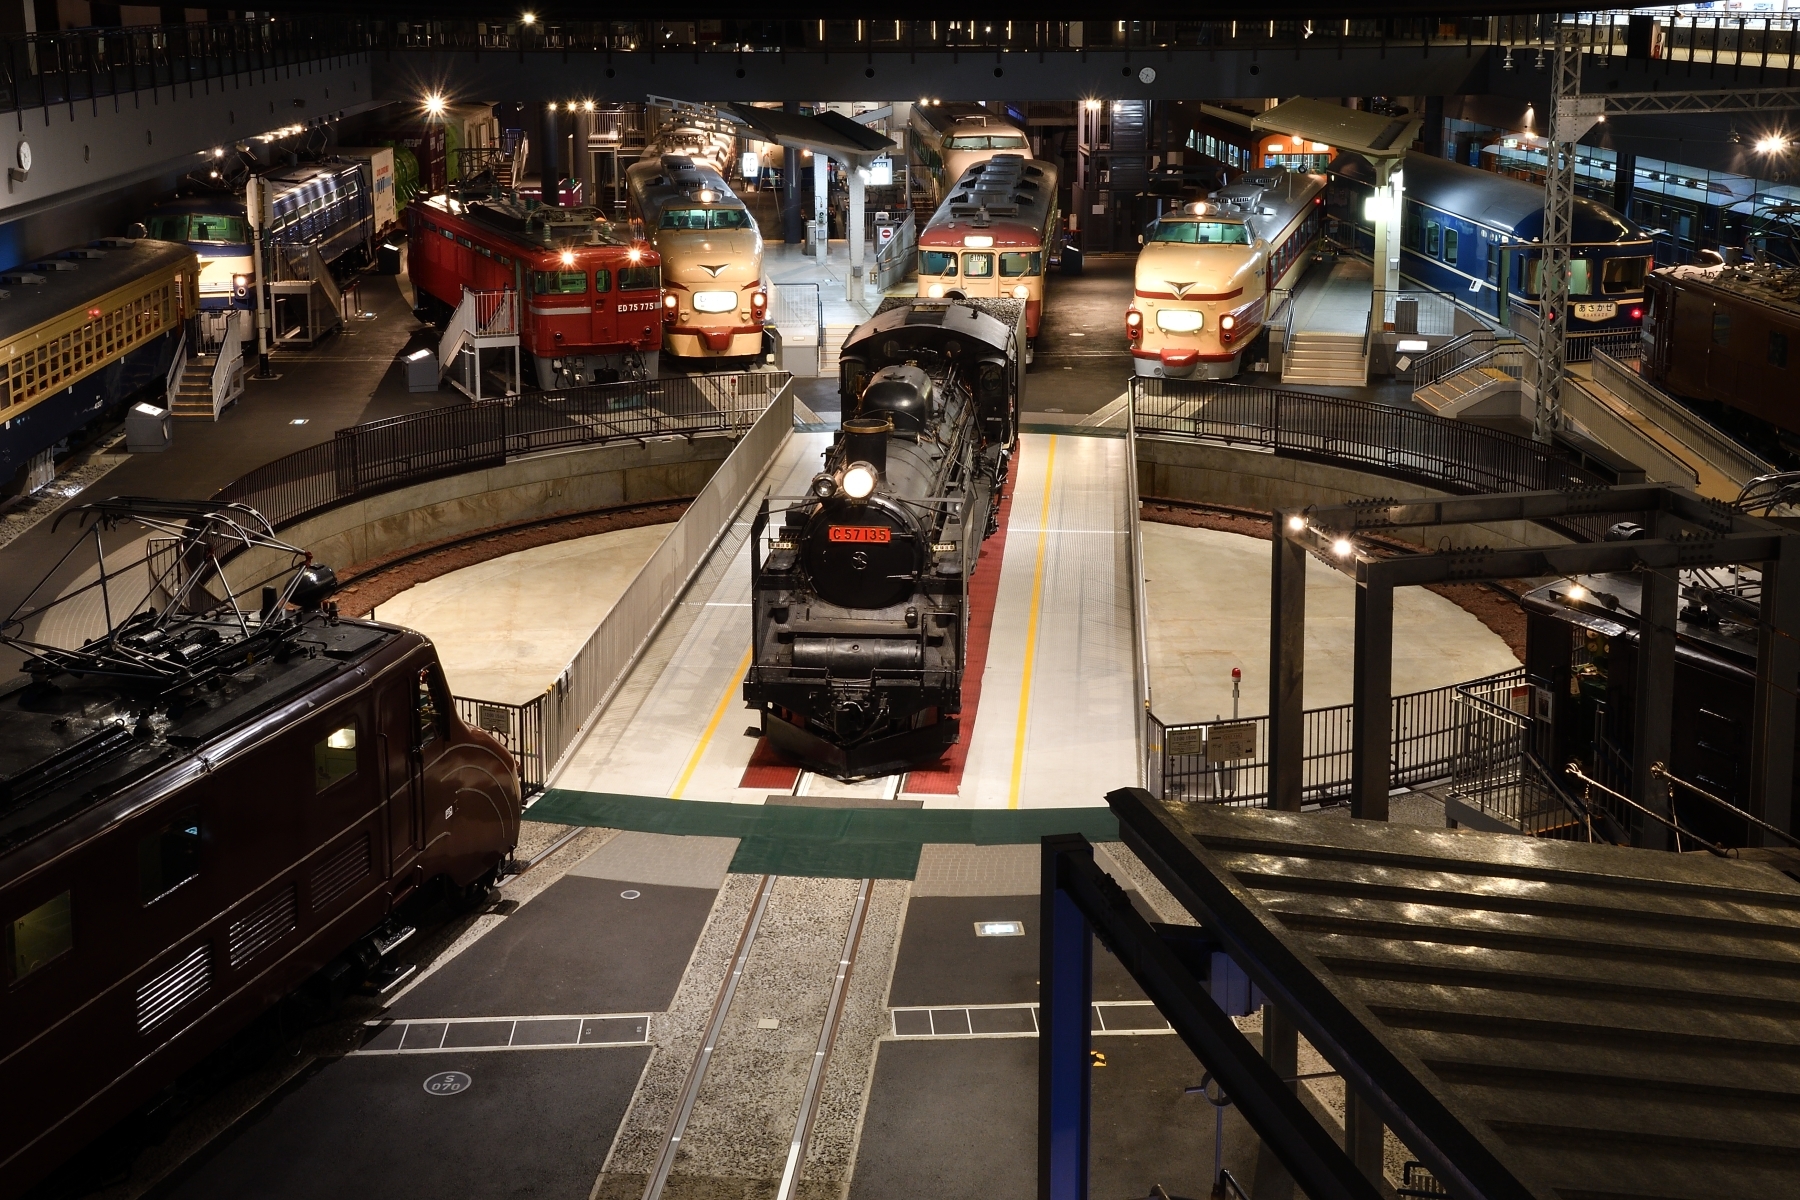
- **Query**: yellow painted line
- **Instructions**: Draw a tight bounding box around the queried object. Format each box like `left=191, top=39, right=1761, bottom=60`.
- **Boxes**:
left=672, top=645, right=754, bottom=800
left=1008, top=435, right=1057, bottom=810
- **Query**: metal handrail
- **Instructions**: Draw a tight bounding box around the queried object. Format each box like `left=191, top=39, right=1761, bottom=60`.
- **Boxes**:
left=1564, top=762, right=1733, bottom=857
left=1652, top=761, right=1800, bottom=849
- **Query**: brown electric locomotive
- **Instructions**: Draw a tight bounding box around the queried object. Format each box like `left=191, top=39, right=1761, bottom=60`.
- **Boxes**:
left=0, top=498, right=521, bottom=1196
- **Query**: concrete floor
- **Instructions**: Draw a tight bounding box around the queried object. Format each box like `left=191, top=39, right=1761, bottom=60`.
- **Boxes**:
left=374, top=525, right=672, bottom=704
left=1142, top=523, right=1520, bottom=726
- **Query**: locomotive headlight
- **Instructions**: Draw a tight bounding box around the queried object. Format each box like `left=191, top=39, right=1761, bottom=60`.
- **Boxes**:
left=841, top=462, right=878, bottom=500
left=233, top=273, right=249, bottom=293
left=1220, top=314, right=1236, bottom=331
left=927, top=284, right=945, bottom=298
left=628, top=247, right=643, bottom=263
left=1011, top=285, right=1030, bottom=299
left=560, top=250, right=576, bottom=266
left=811, top=473, right=838, bottom=499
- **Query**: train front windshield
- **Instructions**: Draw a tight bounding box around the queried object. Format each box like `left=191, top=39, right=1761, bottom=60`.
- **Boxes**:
left=946, top=135, right=1028, bottom=150
left=660, top=208, right=753, bottom=231
left=1146, top=219, right=1250, bottom=245
left=147, top=214, right=249, bottom=244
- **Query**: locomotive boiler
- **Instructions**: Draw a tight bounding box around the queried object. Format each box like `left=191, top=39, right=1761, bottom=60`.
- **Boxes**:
left=744, top=298, right=1025, bottom=778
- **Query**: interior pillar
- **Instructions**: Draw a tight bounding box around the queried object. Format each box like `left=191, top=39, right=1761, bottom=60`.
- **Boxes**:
left=1753, top=533, right=1800, bottom=842
left=1350, top=564, right=1393, bottom=821
left=1269, top=518, right=1308, bottom=813
left=847, top=160, right=866, bottom=305
left=1631, top=513, right=1679, bottom=850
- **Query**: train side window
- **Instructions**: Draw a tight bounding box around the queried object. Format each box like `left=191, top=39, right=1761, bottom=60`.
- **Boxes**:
left=1602, top=256, right=1650, bottom=294
left=415, top=668, right=447, bottom=748
left=1442, top=229, right=1458, bottom=264
left=1486, top=244, right=1500, bottom=284
left=619, top=266, right=661, bottom=291
left=963, top=253, right=994, bottom=278
left=1425, top=222, right=1441, bottom=257
left=313, top=723, right=358, bottom=793
left=1000, top=252, right=1041, bottom=277
left=593, top=268, right=612, bottom=293
left=7, top=891, right=71, bottom=983
left=532, top=270, right=588, bottom=295
left=1713, top=311, right=1732, bottom=346
left=138, top=808, right=201, bottom=904
left=921, top=250, right=958, bottom=276
left=1771, top=332, right=1789, bottom=368
left=1569, top=259, right=1593, bottom=296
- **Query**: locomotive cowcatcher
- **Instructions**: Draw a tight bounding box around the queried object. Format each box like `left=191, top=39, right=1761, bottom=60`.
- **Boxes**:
left=0, top=499, right=521, bottom=1195
left=744, top=298, right=1025, bottom=779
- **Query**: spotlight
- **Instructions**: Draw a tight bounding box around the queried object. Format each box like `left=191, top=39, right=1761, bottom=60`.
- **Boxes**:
left=1756, top=135, right=1791, bottom=154
left=1567, top=582, right=1588, bottom=601
left=521, top=10, right=536, bottom=24
left=423, top=93, right=446, bottom=117
left=1287, top=515, right=1306, bottom=532
left=1332, top=538, right=1353, bottom=557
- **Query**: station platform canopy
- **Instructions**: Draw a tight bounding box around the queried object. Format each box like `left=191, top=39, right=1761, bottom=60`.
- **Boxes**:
left=725, top=103, right=895, bottom=164
left=1110, top=789, right=1800, bottom=1200
left=1249, top=98, right=1421, bottom=162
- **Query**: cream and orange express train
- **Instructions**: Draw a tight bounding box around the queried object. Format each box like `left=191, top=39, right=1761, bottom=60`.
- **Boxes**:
left=626, top=153, right=767, bottom=361
left=1127, top=169, right=1327, bottom=379
left=916, top=154, right=1060, bottom=345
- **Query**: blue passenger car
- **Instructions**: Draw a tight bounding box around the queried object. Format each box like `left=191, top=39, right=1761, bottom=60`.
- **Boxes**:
left=141, top=161, right=373, bottom=311
left=1339, top=152, right=1654, bottom=348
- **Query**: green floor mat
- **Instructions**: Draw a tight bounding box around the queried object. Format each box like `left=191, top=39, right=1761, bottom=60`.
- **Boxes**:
left=525, top=789, right=1120, bottom=880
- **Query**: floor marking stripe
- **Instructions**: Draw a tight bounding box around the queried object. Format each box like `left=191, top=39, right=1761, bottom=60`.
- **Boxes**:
left=672, top=645, right=754, bottom=799
left=1008, top=435, right=1057, bottom=810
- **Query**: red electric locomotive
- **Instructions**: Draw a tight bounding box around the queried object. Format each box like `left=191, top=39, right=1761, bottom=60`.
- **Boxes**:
left=409, top=194, right=664, bottom=388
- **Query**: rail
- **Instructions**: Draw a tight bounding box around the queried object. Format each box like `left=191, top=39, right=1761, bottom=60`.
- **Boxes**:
left=455, top=379, right=797, bottom=794
left=872, top=212, right=917, bottom=293
left=1148, top=669, right=1525, bottom=809
left=1374, top=289, right=1462, bottom=339
left=213, top=371, right=788, bottom=532
left=209, top=319, right=245, bottom=419
left=1132, top=377, right=1607, bottom=500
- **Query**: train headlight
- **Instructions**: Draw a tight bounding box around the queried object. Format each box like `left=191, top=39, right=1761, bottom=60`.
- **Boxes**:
left=927, top=284, right=945, bottom=298
left=841, top=462, right=877, bottom=500
left=1011, top=285, right=1030, bottom=299
left=662, top=293, right=679, bottom=323
left=1220, top=314, right=1236, bottom=331
left=694, top=290, right=737, bottom=313
left=811, top=473, right=838, bottom=499
left=232, top=273, right=249, bottom=294
left=751, top=290, right=768, bottom=311
left=629, top=247, right=643, bottom=264
left=1125, top=309, right=1143, bottom=341
left=560, top=250, right=576, bottom=267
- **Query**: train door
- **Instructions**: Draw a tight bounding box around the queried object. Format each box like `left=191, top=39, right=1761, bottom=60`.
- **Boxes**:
left=412, top=661, right=457, bottom=860
left=379, top=680, right=422, bottom=879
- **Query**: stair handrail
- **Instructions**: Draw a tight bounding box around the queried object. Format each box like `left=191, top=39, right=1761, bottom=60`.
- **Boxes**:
left=438, top=286, right=479, bottom=381
left=209, top=313, right=245, bottom=418
left=162, top=327, right=189, bottom=413
left=1411, top=328, right=1497, bottom=388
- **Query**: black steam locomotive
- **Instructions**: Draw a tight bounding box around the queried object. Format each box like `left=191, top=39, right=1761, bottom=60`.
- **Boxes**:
left=745, top=298, right=1025, bottom=778
left=0, top=500, right=520, bottom=1194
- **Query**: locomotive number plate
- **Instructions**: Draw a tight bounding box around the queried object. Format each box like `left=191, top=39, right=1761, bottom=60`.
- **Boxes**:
left=829, top=525, right=891, bottom=543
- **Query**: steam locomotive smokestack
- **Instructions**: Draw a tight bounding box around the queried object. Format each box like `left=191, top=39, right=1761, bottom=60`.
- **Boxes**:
left=840, top=416, right=890, bottom=476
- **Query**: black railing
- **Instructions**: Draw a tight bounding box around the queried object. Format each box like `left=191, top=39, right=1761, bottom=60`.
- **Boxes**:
left=1133, top=377, right=1607, bottom=499
left=0, top=19, right=365, bottom=113
left=1147, top=670, right=1525, bottom=810
left=0, top=11, right=1709, bottom=116
left=214, top=372, right=785, bottom=530
left=454, top=695, right=546, bottom=795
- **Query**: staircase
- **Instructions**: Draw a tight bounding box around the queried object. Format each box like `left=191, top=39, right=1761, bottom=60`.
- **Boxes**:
left=169, top=357, right=217, bottom=419
left=1411, top=344, right=1531, bottom=420
left=1280, top=330, right=1368, bottom=386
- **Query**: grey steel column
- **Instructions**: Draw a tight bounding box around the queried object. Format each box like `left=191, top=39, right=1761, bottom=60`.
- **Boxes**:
left=781, top=100, right=803, bottom=244
left=539, top=102, right=562, bottom=205
left=1269, top=517, right=1308, bottom=813
left=1250, top=1004, right=1298, bottom=1200
left=1631, top=515, right=1679, bottom=851
left=1344, top=1093, right=1385, bottom=1185
left=1351, top=563, right=1393, bottom=821
left=1753, top=533, right=1800, bottom=842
